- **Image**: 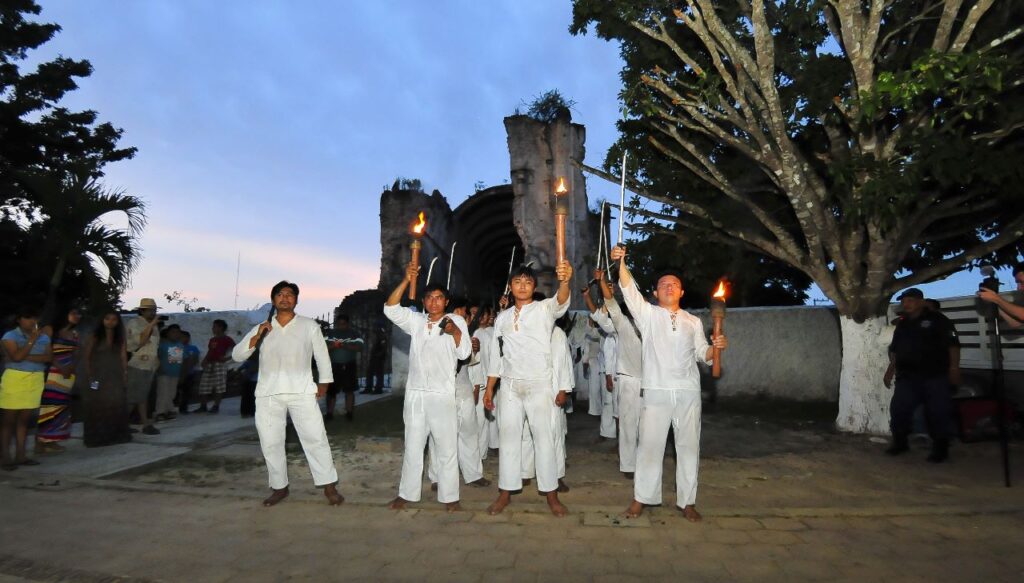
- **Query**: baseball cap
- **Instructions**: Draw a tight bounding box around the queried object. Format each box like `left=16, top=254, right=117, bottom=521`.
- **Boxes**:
left=896, top=288, right=924, bottom=300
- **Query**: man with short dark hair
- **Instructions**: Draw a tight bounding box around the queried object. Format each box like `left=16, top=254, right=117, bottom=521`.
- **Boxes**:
left=324, top=314, right=362, bottom=421
left=384, top=269, right=470, bottom=512
left=611, top=246, right=727, bottom=522
left=483, top=261, right=573, bottom=517
left=977, top=262, right=1024, bottom=329
left=884, top=288, right=961, bottom=463
left=232, top=281, right=343, bottom=507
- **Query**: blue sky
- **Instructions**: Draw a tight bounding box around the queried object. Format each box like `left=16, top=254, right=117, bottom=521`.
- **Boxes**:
left=35, top=1, right=1017, bottom=316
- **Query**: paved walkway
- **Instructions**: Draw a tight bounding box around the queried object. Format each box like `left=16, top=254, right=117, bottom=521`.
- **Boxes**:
left=0, top=395, right=1022, bottom=582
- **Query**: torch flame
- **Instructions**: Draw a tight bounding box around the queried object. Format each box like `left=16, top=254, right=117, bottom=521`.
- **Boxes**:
left=712, top=279, right=728, bottom=300
left=554, top=177, right=568, bottom=195
left=412, top=212, right=427, bottom=235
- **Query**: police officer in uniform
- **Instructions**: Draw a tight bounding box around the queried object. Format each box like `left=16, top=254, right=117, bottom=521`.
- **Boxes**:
left=883, top=288, right=961, bottom=463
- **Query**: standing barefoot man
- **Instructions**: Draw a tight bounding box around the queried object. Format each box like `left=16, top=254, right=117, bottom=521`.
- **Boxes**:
left=384, top=264, right=470, bottom=512
left=483, top=261, right=572, bottom=517
left=233, top=281, right=344, bottom=507
left=611, top=245, right=727, bottom=522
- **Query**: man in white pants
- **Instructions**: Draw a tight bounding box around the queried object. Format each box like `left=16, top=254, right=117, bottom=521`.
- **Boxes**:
left=384, top=265, right=470, bottom=512
left=583, top=281, right=618, bottom=441
left=483, top=261, right=572, bottom=517
left=611, top=245, right=728, bottom=522
left=520, top=319, right=574, bottom=492
left=469, top=305, right=495, bottom=459
left=597, top=276, right=643, bottom=479
left=428, top=298, right=489, bottom=488
left=232, top=281, right=343, bottom=507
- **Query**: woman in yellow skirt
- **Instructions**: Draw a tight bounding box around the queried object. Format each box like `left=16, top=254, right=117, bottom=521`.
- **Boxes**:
left=1, top=308, right=52, bottom=470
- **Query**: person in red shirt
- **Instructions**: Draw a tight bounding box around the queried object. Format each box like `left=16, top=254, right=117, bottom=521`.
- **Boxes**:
left=196, top=319, right=236, bottom=414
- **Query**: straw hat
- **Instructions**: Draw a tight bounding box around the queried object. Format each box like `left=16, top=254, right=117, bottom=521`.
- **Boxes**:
left=136, top=298, right=160, bottom=310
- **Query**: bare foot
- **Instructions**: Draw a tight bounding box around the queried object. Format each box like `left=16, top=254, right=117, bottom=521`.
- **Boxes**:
left=445, top=501, right=462, bottom=513
left=263, top=486, right=289, bottom=507
left=324, top=484, right=344, bottom=506
left=625, top=499, right=644, bottom=518
left=388, top=497, right=409, bottom=510
left=557, top=478, right=570, bottom=493
left=545, top=492, right=568, bottom=517
left=680, top=505, right=702, bottom=522
left=522, top=478, right=532, bottom=486
left=430, top=482, right=438, bottom=492
left=487, top=491, right=511, bottom=515
left=469, top=477, right=491, bottom=487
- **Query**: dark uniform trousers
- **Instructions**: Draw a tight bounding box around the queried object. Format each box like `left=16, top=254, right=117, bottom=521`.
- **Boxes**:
left=890, top=375, right=952, bottom=443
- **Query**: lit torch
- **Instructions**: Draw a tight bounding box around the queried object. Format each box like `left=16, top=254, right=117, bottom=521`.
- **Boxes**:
left=710, top=279, right=729, bottom=378
left=554, top=177, right=569, bottom=266
left=409, top=212, right=427, bottom=301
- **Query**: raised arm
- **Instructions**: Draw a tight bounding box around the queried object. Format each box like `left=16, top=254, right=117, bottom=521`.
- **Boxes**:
left=387, top=262, right=419, bottom=307
left=555, top=260, right=573, bottom=306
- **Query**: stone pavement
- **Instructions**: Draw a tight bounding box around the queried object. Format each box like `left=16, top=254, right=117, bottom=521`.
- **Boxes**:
left=0, top=396, right=1022, bottom=582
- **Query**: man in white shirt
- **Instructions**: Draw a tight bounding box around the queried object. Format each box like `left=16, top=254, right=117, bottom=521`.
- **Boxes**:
left=610, top=245, right=727, bottom=522
left=469, top=305, right=495, bottom=459
left=428, top=297, right=490, bottom=488
left=384, top=265, right=471, bottom=512
left=483, top=261, right=572, bottom=517
left=520, top=319, right=574, bottom=492
left=232, top=281, right=343, bottom=507
left=598, top=276, right=643, bottom=479
left=583, top=280, right=619, bottom=441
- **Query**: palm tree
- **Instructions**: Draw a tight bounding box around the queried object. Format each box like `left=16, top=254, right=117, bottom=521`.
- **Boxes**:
left=18, top=169, right=146, bottom=320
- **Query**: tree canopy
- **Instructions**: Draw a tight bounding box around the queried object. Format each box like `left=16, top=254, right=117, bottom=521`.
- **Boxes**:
left=0, top=1, right=141, bottom=321
left=572, top=0, right=1024, bottom=320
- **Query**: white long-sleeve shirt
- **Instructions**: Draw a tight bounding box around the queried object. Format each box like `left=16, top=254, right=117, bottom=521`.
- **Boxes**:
left=551, top=326, right=574, bottom=393
left=604, top=298, right=642, bottom=378
left=469, top=327, right=494, bottom=388
left=488, top=297, right=569, bottom=382
left=232, top=315, right=333, bottom=398
left=590, top=308, right=619, bottom=376
left=621, top=280, right=711, bottom=391
left=384, top=304, right=470, bottom=394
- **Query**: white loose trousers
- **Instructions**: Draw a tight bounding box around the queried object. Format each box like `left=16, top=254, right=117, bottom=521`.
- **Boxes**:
left=587, top=359, right=602, bottom=416
left=599, top=377, right=617, bottom=439
left=520, top=406, right=567, bottom=480
left=616, top=375, right=642, bottom=472
left=255, top=393, right=338, bottom=490
left=498, top=378, right=559, bottom=493
left=400, top=390, right=459, bottom=503
left=429, top=395, right=483, bottom=483
left=475, top=397, right=489, bottom=459
left=634, top=389, right=701, bottom=508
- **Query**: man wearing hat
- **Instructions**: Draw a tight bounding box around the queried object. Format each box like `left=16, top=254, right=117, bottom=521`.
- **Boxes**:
left=883, top=288, right=961, bottom=462
left=125, top=298, right=162, bottom=435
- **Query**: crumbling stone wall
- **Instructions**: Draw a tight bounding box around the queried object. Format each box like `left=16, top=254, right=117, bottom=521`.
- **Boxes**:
left=505, top=115, right=597, bottom=309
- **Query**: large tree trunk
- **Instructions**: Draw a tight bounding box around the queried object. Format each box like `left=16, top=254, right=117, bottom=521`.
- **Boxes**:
left=836, top=315, right=893, bottom=434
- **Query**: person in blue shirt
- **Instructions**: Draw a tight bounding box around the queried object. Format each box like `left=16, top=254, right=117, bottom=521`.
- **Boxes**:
left=155, top=325, right=185, bottom=421
left=1, top=307, right=53, bottom=470
left=178, top=331, right=201, bottom=414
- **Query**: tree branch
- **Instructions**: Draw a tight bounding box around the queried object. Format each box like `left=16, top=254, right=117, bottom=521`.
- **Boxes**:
left=950, top=0, right=996, bottom=53
left=888, top=213, right=1024, bottom=292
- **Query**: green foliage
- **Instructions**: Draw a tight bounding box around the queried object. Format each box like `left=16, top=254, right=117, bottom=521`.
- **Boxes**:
left=519, top=90, right=575, bottom=124
left=0, top=0, right=136, bottom=197
left=0, top=1, right=141, bottom=322
left=391, top=177, right=423, bottom=192
left=572, top=0, right=1024, bottom=316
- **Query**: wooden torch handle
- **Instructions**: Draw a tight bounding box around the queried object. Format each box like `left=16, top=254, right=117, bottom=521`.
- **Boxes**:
left=409, top=241, right=421, bottom=301
left=712, top=316, right=723, bottom=378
